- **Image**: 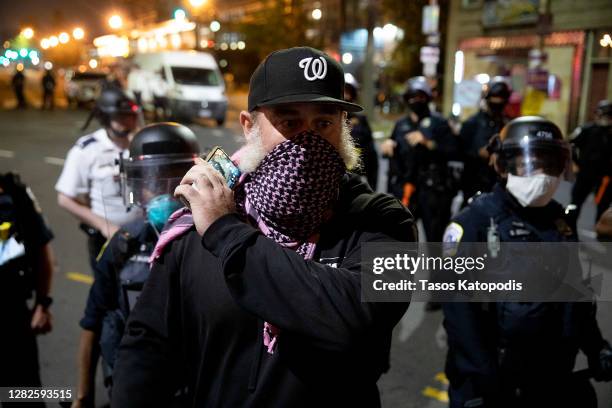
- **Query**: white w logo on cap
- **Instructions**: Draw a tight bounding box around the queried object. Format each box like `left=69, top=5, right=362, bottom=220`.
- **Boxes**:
left=299, top=57, right=327, bottom=81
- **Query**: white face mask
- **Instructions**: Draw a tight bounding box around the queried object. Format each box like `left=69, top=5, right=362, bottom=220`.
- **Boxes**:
left=506, top=173, right=561, bottom=207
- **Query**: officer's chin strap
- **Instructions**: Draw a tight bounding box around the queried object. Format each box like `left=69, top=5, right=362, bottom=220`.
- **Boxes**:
left=149, top=220, right=161, bottom=238
left=81, top=108, right=98, bottom=131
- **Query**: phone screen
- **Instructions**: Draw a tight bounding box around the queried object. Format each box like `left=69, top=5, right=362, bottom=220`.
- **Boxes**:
left=179, top=147, right=241, bottom=209
left=205, top=146, right=241, bottom=189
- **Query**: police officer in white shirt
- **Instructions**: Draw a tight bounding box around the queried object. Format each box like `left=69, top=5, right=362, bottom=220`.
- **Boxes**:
left=56, top=87, right=143, bottom=271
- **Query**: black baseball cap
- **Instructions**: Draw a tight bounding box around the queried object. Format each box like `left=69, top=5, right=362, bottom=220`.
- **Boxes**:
left=248, top=47, right=362, bottom=112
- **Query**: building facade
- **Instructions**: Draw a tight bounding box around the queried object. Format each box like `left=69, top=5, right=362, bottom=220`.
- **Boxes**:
left=443, top=0, right=612, bottom=134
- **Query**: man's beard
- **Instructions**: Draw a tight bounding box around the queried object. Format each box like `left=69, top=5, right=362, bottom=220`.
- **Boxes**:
left=238, top=119, right=360, bottom=174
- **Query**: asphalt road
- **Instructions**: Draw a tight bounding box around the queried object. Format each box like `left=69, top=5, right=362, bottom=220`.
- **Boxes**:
left=1, top=103, right=611, bottom=407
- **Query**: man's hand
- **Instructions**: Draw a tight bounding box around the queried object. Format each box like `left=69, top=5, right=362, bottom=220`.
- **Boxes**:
left=380, top=139, right=396, bottom=157
left=175, top=159, right=236, bottom=236
left=478, top=146, right=490, bottom=160
left=31, top=304, right=52, bottom=334
left=406, top=131, right=425, bottom=146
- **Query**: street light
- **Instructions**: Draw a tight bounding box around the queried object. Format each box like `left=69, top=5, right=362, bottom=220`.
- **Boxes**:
left=312, top=9, right=322, bottom=20
left=59, top=32, right=70, bottom=44
left=109, top=15, right=123, bottom=30
left=22, top=27, right=34, bottom=39
left=40, top=38, right=50, bottom=49
left=73, top=27, right=85, bottom=40
left=210, top=21, right=221, bottom=32
left=174, top=8, right=187, bottom=21
left=189, top=0, right=206, bottom=7
left=49, top=36, right=59, bottom=47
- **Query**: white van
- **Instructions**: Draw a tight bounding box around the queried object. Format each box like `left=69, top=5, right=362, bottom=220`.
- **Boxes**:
left=131, top=51, right=228, bottom=125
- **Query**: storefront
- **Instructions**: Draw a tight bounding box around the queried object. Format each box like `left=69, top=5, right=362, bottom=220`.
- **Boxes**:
left=443, top=0, right=612, bottom=136
left=452, top=31, right=584, bottom=135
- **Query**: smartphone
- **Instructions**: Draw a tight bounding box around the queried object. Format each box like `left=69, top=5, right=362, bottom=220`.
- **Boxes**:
left=179, top=146, right=241, bottom=209
left=204, top=146, right=241, bottom=189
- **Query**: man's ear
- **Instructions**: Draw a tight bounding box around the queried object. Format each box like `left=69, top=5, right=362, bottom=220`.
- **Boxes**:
left=240, top=110, right=255, bottom=140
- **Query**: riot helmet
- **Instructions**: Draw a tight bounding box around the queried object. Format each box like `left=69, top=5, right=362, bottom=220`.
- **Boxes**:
left=403, top=76, right=432, bottom=120
left=82, top=86, right=141, bottom=136
left=120, top=123, right=200, bottom=224
left=489, top=116, right=570, bottom=178
left=596, top=99, right=612, bottom=121
left=483, top=76, right=511, bottom=115
left=403, top=76, right=432, bottom=101
left=484, top=76, right=511, bottom=100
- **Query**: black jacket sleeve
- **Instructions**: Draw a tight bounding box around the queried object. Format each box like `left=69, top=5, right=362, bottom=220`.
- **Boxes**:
left=111, top=241, right=183, bottom=407
left=459, top=116, right=480, bottom=159
left=79, top=240, right=119, bottom=331
left=432, top=119, right=460, bottom=161
left=202, top=214, right=409, bottom=353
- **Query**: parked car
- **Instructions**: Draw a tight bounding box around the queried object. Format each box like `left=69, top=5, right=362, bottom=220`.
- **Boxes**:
left=64, top=70, right=106, bottom=107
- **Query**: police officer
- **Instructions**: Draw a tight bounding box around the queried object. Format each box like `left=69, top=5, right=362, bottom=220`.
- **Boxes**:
left=56, top=87, right=142, bottom=273
left=459, top=77, right=511, bottom=203
left=0, top=173, right=55, bottom=407
left=71, top=123, right=200, bottom=407
left=442, top=117, right=612, bottom=408
left=570, top=99, right=612, bottom=223
left=41, top=68, right=56, bottom=110
left=382, top=76, right=458, bottom=242
left=344, top=73, right=379, bottom=190
left=11, top=67, right=26, bottom=109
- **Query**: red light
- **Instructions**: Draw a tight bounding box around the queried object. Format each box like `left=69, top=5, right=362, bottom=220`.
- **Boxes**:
left=208, top=40, right=215, bottom=48
left=131, top=104, right=139, bottom=112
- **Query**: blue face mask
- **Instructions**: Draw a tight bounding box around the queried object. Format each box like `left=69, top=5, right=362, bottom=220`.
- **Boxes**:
left=146, top=194, right=182, bottom=231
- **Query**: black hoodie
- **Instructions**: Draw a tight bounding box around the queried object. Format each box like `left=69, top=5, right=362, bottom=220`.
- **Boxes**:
left=112, top=174, right=416, bottom=407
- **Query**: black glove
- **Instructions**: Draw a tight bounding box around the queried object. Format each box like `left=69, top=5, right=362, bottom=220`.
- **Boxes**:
left=591, top=341, right=612, bottom=382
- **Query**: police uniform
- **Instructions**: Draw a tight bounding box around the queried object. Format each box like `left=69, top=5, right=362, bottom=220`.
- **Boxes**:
left=442, top=184, right=608, bottom=408
left=0, top=173, right=53, bottom=400
left=348, top=112, right=378, bottom=190
left=80, top=219, right=156, bottom=386
left=388, top=113, right=458, bottom=241
left=55, top=128, right=142, bottom=268
left=459, top=110, right=506, bottom=201
left=570, top=122, right=612, bottom=220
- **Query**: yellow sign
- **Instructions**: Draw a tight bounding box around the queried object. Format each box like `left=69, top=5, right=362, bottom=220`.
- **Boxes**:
left=521, top=88, right=546, bottom=116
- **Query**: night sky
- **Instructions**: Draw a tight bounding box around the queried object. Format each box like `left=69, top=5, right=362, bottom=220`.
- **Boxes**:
left=0, top=0, right=126, bottom=41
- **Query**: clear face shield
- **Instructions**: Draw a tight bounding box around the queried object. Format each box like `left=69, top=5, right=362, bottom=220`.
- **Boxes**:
left=119, top=154, right=197, bottom=232
left=500, top=136, right=572, bottom=180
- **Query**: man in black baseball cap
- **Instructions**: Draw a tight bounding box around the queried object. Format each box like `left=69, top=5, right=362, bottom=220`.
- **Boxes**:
left=112, top=47, right=415, bottom=407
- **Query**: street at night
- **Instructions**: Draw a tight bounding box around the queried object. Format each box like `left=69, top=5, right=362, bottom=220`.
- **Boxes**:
left=1, top=0, right=612, bottom=407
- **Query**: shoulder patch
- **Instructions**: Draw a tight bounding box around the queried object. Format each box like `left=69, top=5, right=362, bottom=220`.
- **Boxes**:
left=443, top=222, right=464, bottom=257
left=443, top=222, right=464, bottom=244
left=569, top=126, right=582, bottom=141
left=77, top=136, right=97, bottom=149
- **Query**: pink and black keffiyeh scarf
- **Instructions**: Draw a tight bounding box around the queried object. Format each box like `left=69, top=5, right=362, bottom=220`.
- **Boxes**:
left=151, top=130, right=346, bottom=354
